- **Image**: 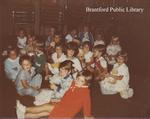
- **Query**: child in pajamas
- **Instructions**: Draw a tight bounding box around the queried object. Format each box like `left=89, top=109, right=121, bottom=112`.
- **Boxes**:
left=48, top=60, right=74, bottom=100
left=87, top=44, right=108, bottom=80
left=15, top=55, right=42, bottom=97
left=45, top=43, right=66, bottom=75
left=64, top=42, right=82, bottom=77
left=100, top=52, right=134, bottom=99
left=4, top=48, right=21, bottom=82
left=34, top=46, right=47, bottom=74
left=82, top=41, right=93, bottom=64
left=106, top=35, right=122, bottom=66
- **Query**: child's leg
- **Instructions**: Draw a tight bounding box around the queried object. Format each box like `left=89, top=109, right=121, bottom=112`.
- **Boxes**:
left=25, top=111, right=50, bottom=119
left=26, top=103, right=54, bottom=113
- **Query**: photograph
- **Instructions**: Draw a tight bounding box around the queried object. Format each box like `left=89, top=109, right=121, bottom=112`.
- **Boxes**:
left=0, top=0, right=150, bottom=119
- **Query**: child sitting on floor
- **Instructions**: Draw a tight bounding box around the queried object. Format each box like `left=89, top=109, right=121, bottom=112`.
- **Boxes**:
left=94, top=32, right=105, bottom=46
left=16, top=70, right=93, bottom=119
left=4, top=47, right=21, bottom=82
left=45, top=43, right=66, bottom=75
left=15, top=55, right=42, bottom=97
left=64, top=42, right=82, bottom=77
left=82, top=41, right=93, bottom=65
left=105, top=35, right=122, bottom=67
left=100, top=51, right=134, bottom=99
left=34, top=45, right=47, bottom=74
left=34, top=60, right=74, bottom=105
left=87, top=44, right=108, bottom=80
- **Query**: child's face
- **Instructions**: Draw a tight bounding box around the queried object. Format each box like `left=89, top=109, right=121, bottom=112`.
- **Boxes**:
left=56, top=46, right=62, bottom=55
left=112, top=37, right=119, bottom=45
left=117, top=56, right=125, bottom=65
left=22, top=60, right=32, bottom=71
left=67, top=49, right=74, bottom=58
left=59, top=67, right=70, bottom=77
left=83, top=44, right=90, bottom=53
left=77, top=50, right=84, bottom=60
left=75, top=75, right=86, bottom=87
left=54, top=35, right=60, bottom=43
left=96, top=34, right=102, bottom=41
left=9, top=51, right=17, bottom=60
left=19, top=30, right=25, bottom=38
left=93, top=49, right=102, bottom=58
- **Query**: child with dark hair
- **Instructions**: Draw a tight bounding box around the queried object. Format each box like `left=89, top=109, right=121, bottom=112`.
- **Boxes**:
left=45, top=27, right=55, bottom=49
left=45, top=32, right=62, bottom=57
left=78, top=25, right=94, bottom=45
left=87, top=44, right=108, bottom=80
left=94, top=32, right=105, bottom=46
left=15, top=55, right=42, bottom=97
left=16, top=28, right=28, bottom=55
left=45, top=43, right=66, bottom=75
left=77, top=41, right=93, bottom=70
left=17, top=28, right=27, bottom=49
left=100, top=51, right=134, bottom=99
left=106, top=35, right=122, bottom=66
left=34, top=46, right=47, bottom=74
left=4, top=47, right=21, bottom=82
left=64, top=42, right=82, bottom=74
left=16, top=70, right=93, bottom=119
left=65, top=28, right=80, bottom=44
left=82, top=41, right=93, bottom=64
left=33, top=60, right=74, bottom=106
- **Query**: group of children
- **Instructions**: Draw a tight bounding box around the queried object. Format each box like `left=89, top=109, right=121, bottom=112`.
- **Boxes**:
left=3, top=25, right=134, bottom=119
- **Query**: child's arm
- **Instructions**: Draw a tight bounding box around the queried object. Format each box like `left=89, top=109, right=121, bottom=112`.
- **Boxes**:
left=49, top=83, right=58, bottom=91
left=110, top=74, right=123, bottom=80
left=86, top=65, right=94, bottom=73
left=21, top=80, right=39, bottom=90
left=21, top=80, right=30, bottom=88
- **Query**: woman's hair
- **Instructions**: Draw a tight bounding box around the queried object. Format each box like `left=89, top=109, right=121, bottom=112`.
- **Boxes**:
left=59, top=60, right=74, bottom=72
left=77, top=70, right=93, bottom=85
left=65, top=42, right=79, bottom=57
left=93, top=44, right=105, bottom=54
left=117, top=51, right=128, bottom=63
left=19, top=55, right=33, bottom=65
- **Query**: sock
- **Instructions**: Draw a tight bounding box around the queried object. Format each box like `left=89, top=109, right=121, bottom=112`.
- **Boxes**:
left=16, top=100, right=26, bottom=113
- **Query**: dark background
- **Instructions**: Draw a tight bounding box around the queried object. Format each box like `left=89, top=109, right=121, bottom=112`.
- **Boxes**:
left=0, top=0, right=150, bottom=118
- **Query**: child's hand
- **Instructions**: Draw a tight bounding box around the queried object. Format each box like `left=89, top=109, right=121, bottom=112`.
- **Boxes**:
left=50, top=83, right=58, bottom=90
left=105, top=73, right=110, bottom=78
left=109, top=78, right=117, bottom=84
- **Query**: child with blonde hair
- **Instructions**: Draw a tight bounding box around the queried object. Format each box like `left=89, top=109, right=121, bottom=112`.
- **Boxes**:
left=100, top=51, right=134, bottom=99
